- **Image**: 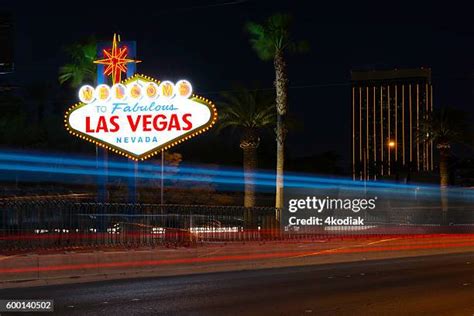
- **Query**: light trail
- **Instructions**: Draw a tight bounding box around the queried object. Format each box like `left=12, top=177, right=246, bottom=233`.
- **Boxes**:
left=1, top=150, right=474, bottom=199
left=0, top=160, right=451, bottom=196
left=1, top=232, right=473, bottom=242
left=1, top=237, right=473, bottom=274
left=0, top=151, right=436, bottom=189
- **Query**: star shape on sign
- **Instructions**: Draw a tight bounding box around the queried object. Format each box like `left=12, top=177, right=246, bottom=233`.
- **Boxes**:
left=94, top=33, right=141, bottom=84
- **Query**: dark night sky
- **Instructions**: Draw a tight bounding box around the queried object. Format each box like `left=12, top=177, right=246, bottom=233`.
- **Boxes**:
left=2, top=1, right=474, bottom=166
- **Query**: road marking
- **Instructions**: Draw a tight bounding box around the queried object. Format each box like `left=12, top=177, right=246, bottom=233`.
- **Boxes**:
left=287, top=238, right=400, bottom=259
left=197, top=248, right=224, bottom=258
left=289, top=246, right=349, bottom=259
left=0, top=255, right=20, bottom=261
left=366, top=238, right=400, bottom=246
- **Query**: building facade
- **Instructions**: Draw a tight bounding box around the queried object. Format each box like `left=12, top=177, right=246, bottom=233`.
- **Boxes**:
left=351, top=68, right=433, bottom=180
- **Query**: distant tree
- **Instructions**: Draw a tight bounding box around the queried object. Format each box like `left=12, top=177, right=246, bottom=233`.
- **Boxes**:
left=0, top=91, right=45, bottom=147
left=218, top=89, right=275, bottom=211
left=109, top=152, right=183, bottom=203
left=58, top=38, right=97, bottom=88
left=26, top=82, right=52, bottom=122
left=246, top=13, right=308, bottom=210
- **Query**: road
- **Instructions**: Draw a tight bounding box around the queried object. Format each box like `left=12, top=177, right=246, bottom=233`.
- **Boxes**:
left=0, top=252, right=473, bottom=315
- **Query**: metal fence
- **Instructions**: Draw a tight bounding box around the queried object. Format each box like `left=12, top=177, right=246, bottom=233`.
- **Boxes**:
left=0, top=201, right=280, bottom=252
left=1, top=200, right=473, bottom=253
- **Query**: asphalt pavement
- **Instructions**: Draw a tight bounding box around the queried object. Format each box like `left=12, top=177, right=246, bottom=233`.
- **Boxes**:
left=0, top=252, right=473, bottom=315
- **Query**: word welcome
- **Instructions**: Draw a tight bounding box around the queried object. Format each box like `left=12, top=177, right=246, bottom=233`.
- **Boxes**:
left=79, top=79, right=193, bottom=104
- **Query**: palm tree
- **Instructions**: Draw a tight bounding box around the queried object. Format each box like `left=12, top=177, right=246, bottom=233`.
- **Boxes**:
left=246, top=13, right=308, bottom=210
left=58, top=38, right=109, bottom=202
left=419, top=107, right=470, bottom=224
left=419, top=107, right=469, bottom=187
left=218, top=89, right=275, bottom=213
left=58, top=39, right=97, bottom=88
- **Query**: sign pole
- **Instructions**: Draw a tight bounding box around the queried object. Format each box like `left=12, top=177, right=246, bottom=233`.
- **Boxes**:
left=95, top=35, right=140, bottom=203
left=125, top=40, right=138, bottom=203
left=161, top=150, right=164, bottom=205
left=96, top=44, right=107, bottom=203
left=160, top=150, right=165, bottom=226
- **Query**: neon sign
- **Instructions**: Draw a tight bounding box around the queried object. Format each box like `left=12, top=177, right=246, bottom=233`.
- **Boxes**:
left=65, top=35, right=217, bottom=161
left=93, top=33, right=141, bottom=84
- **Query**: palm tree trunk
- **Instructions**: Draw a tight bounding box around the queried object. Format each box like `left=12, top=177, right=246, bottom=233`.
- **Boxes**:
left=275, top=116, right=285, bottom=211
left=439, top=146, right=449, bottom=188
left=274, top=51, right=288, bottom=116
left=274, top=50, right=288, bottom=214
left=438, top=145, right=450, bottom=224
left=242, top=141, right=258, bottom=228
left=243, top=145, right=257, bottom=208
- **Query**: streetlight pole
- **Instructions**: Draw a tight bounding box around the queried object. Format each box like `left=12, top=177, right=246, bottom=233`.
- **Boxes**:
left=388, top=141, right=395, bottom=176
left=363, top=148, right=367, bottom=190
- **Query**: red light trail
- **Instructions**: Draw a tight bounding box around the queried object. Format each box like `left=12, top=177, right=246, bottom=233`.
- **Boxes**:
left=1, top=236, right=473, bottom=274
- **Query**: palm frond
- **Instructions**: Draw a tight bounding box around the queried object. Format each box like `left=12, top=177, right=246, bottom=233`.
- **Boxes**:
left=418, top=107, right=471, bottom=146
left=245, top=22, right=275, bottom=61
left=217, top=88, right=275, bottom=135
left=246, top=12, right=308, bottom=61
left=289, top=40, right=310, bottom=54
left=59, top=39, right=97, bottom=88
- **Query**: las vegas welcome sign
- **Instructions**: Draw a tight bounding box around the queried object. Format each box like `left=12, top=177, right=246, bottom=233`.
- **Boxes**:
left=65, top=74, right=218, bottom=160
